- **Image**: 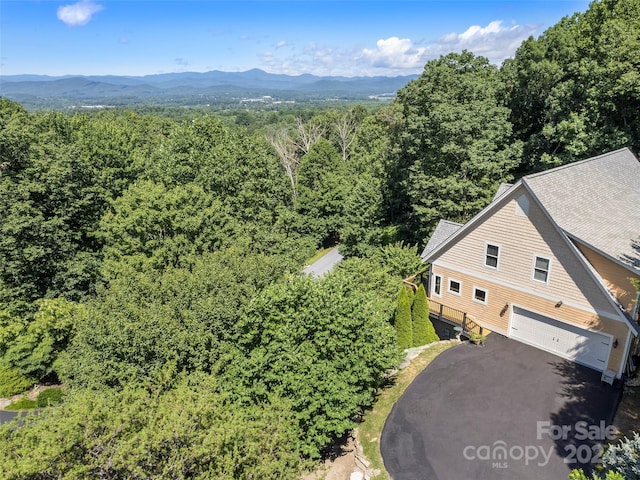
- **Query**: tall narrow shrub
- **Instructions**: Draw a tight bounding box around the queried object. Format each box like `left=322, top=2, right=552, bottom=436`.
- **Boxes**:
left=412, top=284, right=439, bottom=346
left=395, top=286, right=413, bottom=350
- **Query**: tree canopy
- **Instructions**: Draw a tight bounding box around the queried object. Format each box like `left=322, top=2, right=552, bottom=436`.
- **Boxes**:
left=1, top=1, right=640, bottom=475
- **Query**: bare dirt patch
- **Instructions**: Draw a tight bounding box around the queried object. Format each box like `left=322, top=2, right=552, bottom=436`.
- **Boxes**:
left=613, top=385, right=640, bottom=438
left=301, top=434, right=355, bottom=480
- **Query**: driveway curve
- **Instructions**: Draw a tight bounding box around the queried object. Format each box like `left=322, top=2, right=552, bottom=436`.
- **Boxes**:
left=303, top=247, right=344, bottom=278
left=381, top=334, right=620, bottom=480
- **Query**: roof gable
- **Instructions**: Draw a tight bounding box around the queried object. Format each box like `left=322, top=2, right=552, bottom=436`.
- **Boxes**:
left=422, top=177, right=636, bottom=332
left=523, top=148, right=640, bottom=274
left=420, top=219, right=462, bottom=261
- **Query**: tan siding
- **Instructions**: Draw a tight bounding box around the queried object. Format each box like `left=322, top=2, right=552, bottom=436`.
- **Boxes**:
left=436, top=189, right=619, bottom=317
left=576, top=242, right=640, bottom=313
left=431, top=265, right=629, bottom=372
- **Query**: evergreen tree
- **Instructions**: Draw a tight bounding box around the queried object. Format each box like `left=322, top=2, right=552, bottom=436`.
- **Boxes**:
left=395, top=286, right=413, bottom=350
left=412, top=284, right=438, bottom=346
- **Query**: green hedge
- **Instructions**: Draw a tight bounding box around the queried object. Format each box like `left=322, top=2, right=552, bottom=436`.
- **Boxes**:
left=0, top=365, right=32, bottom=398
left=37, top=388, right=64, bottom=407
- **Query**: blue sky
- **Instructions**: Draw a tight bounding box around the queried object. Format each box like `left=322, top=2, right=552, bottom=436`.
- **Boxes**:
left=1, top=1, right=591, bottom=77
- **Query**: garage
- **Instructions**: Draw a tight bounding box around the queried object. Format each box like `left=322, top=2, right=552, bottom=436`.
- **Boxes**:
left=509, top=306, right=611, bottom=371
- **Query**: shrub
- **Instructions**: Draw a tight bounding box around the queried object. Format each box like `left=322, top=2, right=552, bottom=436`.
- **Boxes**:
left=412, top=284, right=438, bottom=346
left=569, top=433, right=640, bottom=479
left=601, top=432, right=640, bottom=479
left=37, top=388, right=64, bottom=407
left=0, top=365, right=33, bottom=397
left=395, top=286, right=413, bottom=350
left=5, top=396, right=38, bottom=410
left=0, top=379, right=307, bottom=478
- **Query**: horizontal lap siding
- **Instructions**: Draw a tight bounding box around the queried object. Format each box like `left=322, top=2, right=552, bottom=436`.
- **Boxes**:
left=576, top=242, right=640, bottom=313
left=432, top=264, right=629, bottom=372
left=436, top=191, right=619, bottom=317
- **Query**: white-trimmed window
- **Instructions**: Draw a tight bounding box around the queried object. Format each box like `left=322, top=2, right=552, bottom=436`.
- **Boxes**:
left=433, top=274, right=442, bottom=297
left=485, top=243, right=500, bottom=269
left=448, top=279, right=461, bottom=295
left=473, top=287, right=488, bottom=305
left=533, top=256, right=551, bottom=283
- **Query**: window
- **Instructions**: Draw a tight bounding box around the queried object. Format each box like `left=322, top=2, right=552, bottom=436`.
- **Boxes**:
left=448, top=279, right=461, bottom=295
left=443, top=328, right=451, bottom=340
left=473, top=287, right=488, bottom=304
left=433, top=275, right=442, bottom=297
left=485, top=244, right=499, bottom=268
left=533, top=256, right=550, bottom=283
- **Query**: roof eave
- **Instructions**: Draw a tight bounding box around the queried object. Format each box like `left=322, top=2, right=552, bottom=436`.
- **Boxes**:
left=565, top=234, right=640, bottom=277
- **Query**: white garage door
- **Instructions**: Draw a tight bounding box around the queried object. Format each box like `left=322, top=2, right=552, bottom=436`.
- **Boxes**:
left=510, top=307, right=611, bottom=371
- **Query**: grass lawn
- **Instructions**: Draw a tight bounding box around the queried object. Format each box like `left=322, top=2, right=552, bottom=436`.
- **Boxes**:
left=356, top=341, right=458, bottom=479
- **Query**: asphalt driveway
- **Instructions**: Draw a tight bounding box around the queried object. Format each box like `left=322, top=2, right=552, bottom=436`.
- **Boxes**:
left=381, top=334, right=621, bottom=480
left=303, top=247, right=344, bottom=278
left=0, top=410, right=22, bottom=425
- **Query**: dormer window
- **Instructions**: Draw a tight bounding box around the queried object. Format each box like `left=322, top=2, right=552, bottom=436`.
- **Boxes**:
left=485, top=244, right=499, bottom=269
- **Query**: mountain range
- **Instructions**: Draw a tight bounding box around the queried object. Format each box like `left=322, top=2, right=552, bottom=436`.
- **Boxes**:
left=0, top=69, right=418, bottom=109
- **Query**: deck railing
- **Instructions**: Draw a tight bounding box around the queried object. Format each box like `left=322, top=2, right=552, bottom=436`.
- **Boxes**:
left=428, top=298, right=484, bottom=335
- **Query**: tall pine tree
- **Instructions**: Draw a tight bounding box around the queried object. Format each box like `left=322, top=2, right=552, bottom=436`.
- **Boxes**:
left=412, top=284, right=439, bottom=346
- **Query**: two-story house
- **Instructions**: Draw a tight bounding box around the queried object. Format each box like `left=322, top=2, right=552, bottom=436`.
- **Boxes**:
left=421, top=148, right=640, bottom=380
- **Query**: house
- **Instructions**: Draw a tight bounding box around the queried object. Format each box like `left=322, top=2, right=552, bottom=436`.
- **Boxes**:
left=421, top=148, right=640, bottom=380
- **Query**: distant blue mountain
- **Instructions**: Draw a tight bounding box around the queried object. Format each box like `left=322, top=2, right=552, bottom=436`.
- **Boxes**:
left=0, top=68, right=418, bottom=108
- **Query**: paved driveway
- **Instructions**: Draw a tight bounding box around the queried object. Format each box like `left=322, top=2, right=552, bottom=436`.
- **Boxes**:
left=0, top=410, right=22, bottom=425
left=303, top=247, right=344, bottom=278
left=381, top=334, right=621, bottom=480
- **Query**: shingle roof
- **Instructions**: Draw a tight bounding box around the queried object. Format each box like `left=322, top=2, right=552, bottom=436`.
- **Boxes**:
left=493, top=183, right=513, bottom=201
left=420, top=219, right=463, bottom=261
left=523, top=148, right=640, bottom=272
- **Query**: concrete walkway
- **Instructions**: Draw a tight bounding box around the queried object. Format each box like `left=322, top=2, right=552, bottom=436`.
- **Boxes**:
left=303, top=247, right=344, bottom=278
left=381, top=334, right=621, bottom=480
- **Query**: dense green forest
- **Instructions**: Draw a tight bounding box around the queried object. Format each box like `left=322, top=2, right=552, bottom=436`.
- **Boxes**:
left=1, top=0, right=639, bottom=477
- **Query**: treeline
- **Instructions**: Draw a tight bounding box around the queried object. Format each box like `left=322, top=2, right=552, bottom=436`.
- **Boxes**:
left=0, top=92, right=423, bottom=476
left=1, top=0, right=639, bottom=477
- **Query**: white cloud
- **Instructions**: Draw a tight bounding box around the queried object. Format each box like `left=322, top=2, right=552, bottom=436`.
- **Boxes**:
left=276, top=40, right=287, bottom=48
left=435, top=20, right=538, bottom=64
left=57, top=0, right=103, bottom=27
left=361, top=37, right=427, bottom=69
left=258, top=20, right=540, bottom=77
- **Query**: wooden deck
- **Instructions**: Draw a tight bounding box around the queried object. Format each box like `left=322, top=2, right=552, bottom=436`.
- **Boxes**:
left=428, top=298, right=487, bottom=336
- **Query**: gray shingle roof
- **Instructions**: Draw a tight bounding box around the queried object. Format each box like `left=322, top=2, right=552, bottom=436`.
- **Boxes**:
left=523, top=148, right=640, bottom=272
left=493, top=183, right=513, bottom=201
left=420, top=219, right=463, bottom=261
